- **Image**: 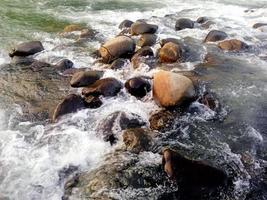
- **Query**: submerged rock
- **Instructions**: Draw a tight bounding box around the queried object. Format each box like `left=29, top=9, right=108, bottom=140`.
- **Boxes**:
left=204, top=30, right=228, bottom=42
left=63, top=24, right=83, bottom=32
left=153, top=70, right=196, bottom=107
left=137, top=34, right=157, bottom=47
left=70, top=70, right=103, bottom=88
left=159, top=42, right=183, bottom=63
left=54, top=59, right=74, bottom=72
left=125, top=77, right=151, bottom=98
left=149, top=110, right=175, bottom=131
left=83, top=95, right=102, bottom=109
left=97, top=111, right=146, bottom=144
left=30, top=61, right=51, bottom=72
left=99, top=36, right=136, bottom=63
left=119, top=19, right=134, bottom=29
left=123, top=128, right=152, bottom=153
left=9, top=41, right=44, bottom=57
left=218, top=39, right=248, bottom=51
left=52, top=94, right=86, bottom=122
left=130, top=21, right=158, bottom=35
left=175, top=18, right=194, bottom=31
left=131, top=46, right=154, bottom=69
left=82, top=78, right=122, bottom=97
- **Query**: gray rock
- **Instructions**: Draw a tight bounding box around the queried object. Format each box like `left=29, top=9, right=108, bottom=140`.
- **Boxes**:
left=175, top=18, right=194, bottom=31
left=9, top=41, right=44, bottom=57
left=70, top=70, right=103, bottom=88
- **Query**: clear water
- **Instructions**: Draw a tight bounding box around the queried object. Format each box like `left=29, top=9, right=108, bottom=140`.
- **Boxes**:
left=0, top=0, right=267, bottom=199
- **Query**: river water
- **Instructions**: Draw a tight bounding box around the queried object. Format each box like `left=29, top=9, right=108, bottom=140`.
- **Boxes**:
left=0, top=0, right=267, bottom=199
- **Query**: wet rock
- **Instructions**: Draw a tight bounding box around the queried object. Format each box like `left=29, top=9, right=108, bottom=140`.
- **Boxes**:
left=131, top=46, right=154, bottom=69
left=79, top=28, right=97, bottom=40
left=52, top=94, right=86, bottom=122
left=218, top=39, right=248, bottom=51
left=199, top=92, right=219, bottom=111
left=82, top=78, right=122, bottom=97
left=99, top=36, right=136, bottom=63
left=62, top=68, right=87, bottom=77
left=83, top=95, right=102, bottom=109
left=196, top=16, right=209, bottom=24
left=204, top=30, right=228, bottom=42
left=162, top=148, right=228, bottom=187
left=30, top=61, right=51, bottom=72
left=63, top=24, right=83, bottom=33
left=123, top=128, right=152, bottom=153
left=97, top=111, right=146, bottom=144
left=252, top=23, right=267, bottom=29
left=125, top=77, right=151, bottom=98
left=153, top=70, right=196, bottom=107
left=130, top=21, right=158, bottom=35
left=159, top=42, right=182, bottom=63
left=70, top=70, right=103, bottom=88
left=160, top=38, right=180, bottom=47
left=110, top=58, right=127, bottom=70
left=149, top=110, right=175, bottom=131
left=137, top=34, right=157, bottom=47
left=54, top=59, right=74, bottom=72
left=119, top=19, right=134, bottom=29
left=175, top=18, right=194, bottom=31
left=9, top=41, right=44, bottom=57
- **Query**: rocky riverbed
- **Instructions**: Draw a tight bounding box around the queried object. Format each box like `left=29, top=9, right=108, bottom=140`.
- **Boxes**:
left=0, top=1, right=267, bottom=200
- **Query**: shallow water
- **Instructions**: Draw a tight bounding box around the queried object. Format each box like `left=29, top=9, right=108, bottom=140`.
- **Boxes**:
left=0, top=0, right=267, bottom=199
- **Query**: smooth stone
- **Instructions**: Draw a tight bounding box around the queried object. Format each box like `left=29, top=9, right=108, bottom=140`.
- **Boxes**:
left=9, top=41, right=44, bottom=57
left=218, top=39, right=248, bottom=51
left=149, top=110, right=175, bottom=131
left=130, top=22, right=158, bottom=35
left=54, top=59, right=74, bottom=72
left=119, top=19, right=134, bottom=29
left=159, top=42, right=182, bottom=63
left=125, top=77, right=151, bottom=98
left=110, top=58, right=128, bottom=70
left=70, top=70, right=103, bottom=88
left=196, top=16, right=209, bottom=24
left=175, top=18, right=194, bottom=31
left=204, top=30, right=228, bottom=42
left=137, top=34, right=157, bottom=47
left=82, top=78, right=122, bottom=97
left=160, top=38, right=180, bottom=47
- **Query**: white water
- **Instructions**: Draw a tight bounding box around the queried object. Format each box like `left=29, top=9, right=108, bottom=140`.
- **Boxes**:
left=0, top=0, right=267, bottom=199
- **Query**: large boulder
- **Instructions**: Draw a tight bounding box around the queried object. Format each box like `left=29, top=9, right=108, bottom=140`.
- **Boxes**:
left=218, top=39, right=248, bottom=51
left=130, top=21, right=158, bottom=35
left=82, top=78, right=122, bottom=97
left=159, top=42, right=182, bottom=63
left=123, top=128, right=152, bottom=153
left=97, top=111, right=146, bottom=144
left=99, top=36, right=136, bottom=63
left=9, top=41, right=44, bottom=57
left=175, top=18, right=194, bottom=31
left=125, top=77, right=151, bottom=98
left=70, top=70, right=103, bottom=88
left=137, top=34, right=157, bottom=47
left=119, top=19, right=134, bottom=29
left=153, top=70, right=196, bottom=107
left=52, top=94, right=86, bottom=122
left=204, top=30, right=228, bottom=42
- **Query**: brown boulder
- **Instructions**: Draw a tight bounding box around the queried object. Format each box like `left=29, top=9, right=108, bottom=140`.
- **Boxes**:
left=82, top=78, right=122, bottom=97
left=52, top=94, right=86, bottom=122
left=70, top=70, right=103, bottom=88
left=99, top=36, right=136, bottom=63
left=153, top=70, right=196, bottom=107
left=204, top=30, right=228, bottom=42
left=137, top=34, right=157, bottom=47
left=159, top=42, right=182, bottom=63
left=218, top=39, right=248, bottom=51
left=130, top=22, right=158, bottom=35
left=123, top=128, right=152, bottom=153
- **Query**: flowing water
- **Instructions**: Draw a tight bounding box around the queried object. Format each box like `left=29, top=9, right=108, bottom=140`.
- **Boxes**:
left=0, top=0, right=267, bottom=199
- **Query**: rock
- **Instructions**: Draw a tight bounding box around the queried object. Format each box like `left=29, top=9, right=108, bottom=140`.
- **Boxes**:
left=252, top=23, right=267, bottom=29
left=123, top=128, right=152, bottom=153
left=125, top=77, right=151, bottom=98
left=63, top=24, right=83, bottom=32
left=9, top=41, right=44, bottom=57
left=99, top=36, right=136, bottom=63
left=196, top=16, right=209, bottom=24
left=70, top=70, right=103, bottom=88
left=52, top=94, right=86, bottom=122
left=159, top=42, right=182, bottom=63
left=218, top=39, right=248, bottom=51
left=204, top=30, right=228, bottom=42
left=137, top=34, right=157, bottom=47
left=175, top=18, right=194, bottom=31
left=149, top=110, right=175, bottom=131
left=119, top=19, right=134, bottom=29
left=198, top=92, right=219, bottom=111
left=153, top=70, right=196, bottom=107
left=97, top=111, right=146, bottom=144
left=130, top=22, right=158, bottom=35
left=62, top=68, right=87, bottom=76
left=82, top=78, right=122, bottom=97
left=160, top=38, right=180, bottom=47
left=79, top=28, right=97, bottom=39
left=110, top=58, right=127, bottom=70
left=83, top=95, right=102, bottom=109
left=162, top=148, right=228, bottom=187
left=30, top=61, right=51, bottom=72
left=131, top=46, right=154, bottom=69
left=54, top=59, right=74, bottom=72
